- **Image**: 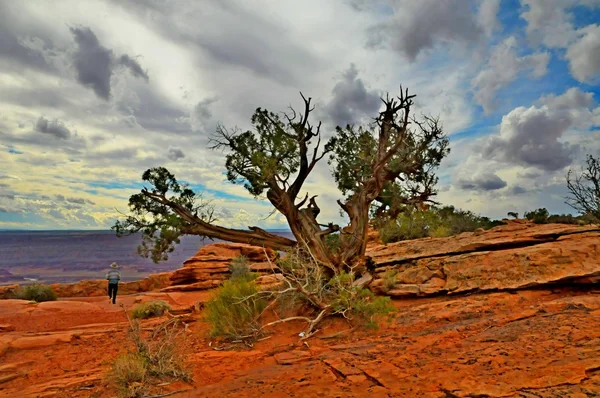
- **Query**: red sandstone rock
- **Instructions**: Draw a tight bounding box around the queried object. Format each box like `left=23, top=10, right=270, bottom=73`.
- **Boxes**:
left=165, top=243, right=278, bottom=291
left=369, top=223, right=600, bottom=296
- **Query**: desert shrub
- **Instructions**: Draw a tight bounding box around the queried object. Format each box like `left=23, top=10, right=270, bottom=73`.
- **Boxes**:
left=14, top=284, right=57, bottom=302
left=108, top=353, right=148, bottom=398
left=326, top=271, right=396, bottom=329
left=381, top=269, right=398, bottom=293
left=378, top=205, right=504, bottom=244
left=268, top=250, right=395, bottom=333
left=131, top=301, right=171, bottom=319
left=205, top=273, right=267, bottom=340
left=524, top=208, right=550, bottom=224
left=228, top=255, right=251, bottom=278
left=523, top=210, right=596, bottom=225
left=110, top=316, right=191, bottom=397
left=429, top=224, right=451, bottom=238
left=507, top=211, right=519, bottom=219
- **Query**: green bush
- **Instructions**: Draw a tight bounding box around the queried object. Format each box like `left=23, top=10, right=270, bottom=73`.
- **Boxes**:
left=524, top=208, right=597, bottom=225
left=524, top=208, right=550, bottom=224
left=205, top=273, right=267, bottom=340
left=228, top=255, right=251, bottom=278
left=381, top=269, right=398, bottom=293
left=108, top=353, right=148, bottom=398
left=131, top=301, right=171, bottom=319
left=14, top=284, right=57, bottom=302
left=327, top=271, right=396, bottom=329
left=378, top=205, right=505, bottom=244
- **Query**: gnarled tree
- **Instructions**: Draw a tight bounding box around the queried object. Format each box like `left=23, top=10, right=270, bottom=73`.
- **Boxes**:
left=114, top=87, right=449, bottom=278
left=566, top=154, right=600, bottom=222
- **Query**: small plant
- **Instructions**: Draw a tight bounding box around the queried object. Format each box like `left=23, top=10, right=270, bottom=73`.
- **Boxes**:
left=228, top=255, right=251, bottom=278
left=131, top=301, right=171, bottom=319
left=381, top=269, right=399, bottom=293
left=327, top=271, right=396, bottom=329
left=108, top=353, right=148, bottom=398
left=205, top=273, right=267, bottom=340
left=108, top=315, right=191, bottom=397
left=13, top=284, right=57, bottom=302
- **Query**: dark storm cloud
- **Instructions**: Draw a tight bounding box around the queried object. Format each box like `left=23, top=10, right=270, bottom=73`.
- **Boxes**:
left=69, top=26, right=149, bottom=100
left=70, top=26, right=114, bottom=100
left=323, top=64, right=381, bottom=126
left=457, top=171, right=507, bottom=191
left=35, top=117, right=72, bottom=140
left=167, top=147, right=185, bottom=161
left=365, top=0, right=484, bottom=61
left=117, top=54, right=149, bottom=82
left=508, top=185, right=527, bottom=195
left=0, top=2, right=58, bottom=73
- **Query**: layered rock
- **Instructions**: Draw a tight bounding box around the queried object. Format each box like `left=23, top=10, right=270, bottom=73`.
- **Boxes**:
left=162, top=243, right=278, bottom=292
left=369, top=223, right=600, bottom=296
left=0, top=273, right=173, bottom=299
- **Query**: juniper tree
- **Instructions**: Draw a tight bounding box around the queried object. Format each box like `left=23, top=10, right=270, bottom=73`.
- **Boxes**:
left=114, top=88, right=449, bottom=279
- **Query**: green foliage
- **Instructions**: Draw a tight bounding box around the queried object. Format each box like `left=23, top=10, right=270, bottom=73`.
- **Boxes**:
left=14, top=284, right=57, bottom=302
left=108, top=353, right=148, bottom=398
left=228, top=255, right=251, bottom=278
left=112, top=167, right=215, bottom=263
left=205, top=273, right=267, bottom=340
left=381, top=269, right=398, bottom=293
left=329, top=117, right=450, bottom=217
left=327, top=271, right=396, bottom=329
left=131, top=301, right=171, bottom=319
left=378, top=205, right=505, bottom=244
left=524, top=208, right=550, bottom=224
left=524, top=207, right=597, bottom=225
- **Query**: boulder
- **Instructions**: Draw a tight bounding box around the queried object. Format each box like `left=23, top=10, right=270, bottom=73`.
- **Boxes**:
left=165, top=243, right=277, bottom=291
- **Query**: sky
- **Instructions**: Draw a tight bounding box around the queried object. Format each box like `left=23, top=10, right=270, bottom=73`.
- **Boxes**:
left=0, top=0, right=599, bottom=230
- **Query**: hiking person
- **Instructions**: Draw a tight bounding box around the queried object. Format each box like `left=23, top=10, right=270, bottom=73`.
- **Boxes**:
left=106, top=262, right=121, bottom=304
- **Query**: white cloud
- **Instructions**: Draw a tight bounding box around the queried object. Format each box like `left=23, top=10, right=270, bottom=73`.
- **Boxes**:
left=472, top=37, right=550, bottom=113
left=566, top=24, right=600, bottom=82
left=520, top=0, right=600, bottom=82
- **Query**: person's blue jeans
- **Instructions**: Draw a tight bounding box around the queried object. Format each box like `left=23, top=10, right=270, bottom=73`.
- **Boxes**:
left=108, top=283, right=118, bottom=304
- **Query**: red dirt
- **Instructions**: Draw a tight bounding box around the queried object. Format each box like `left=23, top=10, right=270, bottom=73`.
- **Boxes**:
left=1, top=287, right=600, bottom=397
left=2, top=223, right=600, bottom=397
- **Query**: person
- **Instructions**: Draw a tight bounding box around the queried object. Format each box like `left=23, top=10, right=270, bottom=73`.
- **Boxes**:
left=106, top=262, right=121, bottom=304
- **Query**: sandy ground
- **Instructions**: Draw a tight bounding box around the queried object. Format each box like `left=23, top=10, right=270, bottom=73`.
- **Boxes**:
left=1, top=287, right=600, bottom=397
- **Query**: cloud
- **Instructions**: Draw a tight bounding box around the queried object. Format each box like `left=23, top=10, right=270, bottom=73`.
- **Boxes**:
left=167, top=147, right=185, bottom=161
left=117, top=54, right=150, bottom=82
left=457, top=171, right=508, bottom=191
left=70, top=26, right=114, bottom=100
left=70, top=26, right=150, bottom=100
left=366, top=0, right=484, bottom=60
left=478, top=0, right=502, bottom=37
left=35, top=117, right=72, bottom=139
left=472, top=37, right=550, bottom=113
left=190, top=97, right=218, bottom=133
left=565, top=24, right=600, bottom=82
left=323, top=64, right=381, bottom=126
left=520, top=1, right=600, bottom=82
left=481, top=87, right=599, bottom=171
